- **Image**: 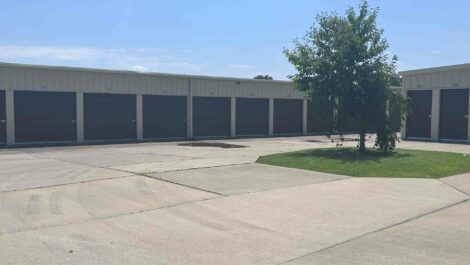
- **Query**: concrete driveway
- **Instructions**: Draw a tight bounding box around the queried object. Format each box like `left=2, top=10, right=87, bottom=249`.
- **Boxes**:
left=0, top=136, right=469, bottom=264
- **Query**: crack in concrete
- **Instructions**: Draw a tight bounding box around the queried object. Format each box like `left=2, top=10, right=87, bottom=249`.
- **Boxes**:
left=279, top=198, right=470, bottom=264
left=0, top=174, right=137, bottom=194
left=108, top=162, right=257, bottom=196
left=8, top=144, right=470, bottom=264
left=0, top=192, right=223, bottom=238
left=438, top=179, right=470, bottom=197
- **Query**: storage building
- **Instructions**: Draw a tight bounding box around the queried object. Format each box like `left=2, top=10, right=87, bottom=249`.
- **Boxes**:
left=400, top=63, right=470, bottom=143
left=0, top=62, right=405, bottom=146
left=0, top=62, right=337, bottom=146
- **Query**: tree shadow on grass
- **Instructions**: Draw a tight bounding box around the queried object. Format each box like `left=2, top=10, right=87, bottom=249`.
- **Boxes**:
left=289, top=148, right=413, bottom=163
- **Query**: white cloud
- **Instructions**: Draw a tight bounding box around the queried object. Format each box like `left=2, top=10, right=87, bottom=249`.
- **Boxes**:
left=0, top=45, right=207, bottom=73
left=0, top=45, right=98, bottom=60
left=132, top=65, right=147, bottom=72
left=227, top=64, right=254, bottom=70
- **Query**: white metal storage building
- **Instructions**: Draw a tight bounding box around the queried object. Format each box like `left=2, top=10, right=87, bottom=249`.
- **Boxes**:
left=0, top=62, right=339, bottom=146
left=400, top=63, right=470, bottom=143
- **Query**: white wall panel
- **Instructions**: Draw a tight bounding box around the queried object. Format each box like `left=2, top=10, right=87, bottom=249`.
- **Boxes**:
left=423, top=73, right=432, bottom=88
left=190, top=77, right=303, bottom=99
left=462, top=70, right=469, bottom=87
left=0, top=66, right=189, bottom=95
left=401, top=64, right=470, bottom=142
left=0, top=63, right=305, bottom=100
left=403, top=67, right=470, bottom=90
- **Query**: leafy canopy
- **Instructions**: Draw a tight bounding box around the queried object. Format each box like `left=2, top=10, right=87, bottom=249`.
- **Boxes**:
left=284, top=1, right=408, bottom=152
left=253, top=75, right=273, bottom=80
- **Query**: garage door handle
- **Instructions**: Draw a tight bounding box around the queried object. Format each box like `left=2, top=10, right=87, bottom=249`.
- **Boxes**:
left=465, top=115, right=469, bottom=119
left=71, top=120, right=76, bottom=123
left=428, top=114, right=432, bottom=118
left=131, top=120, right=136, bottom=123
left=0, top=120, right=5, bottom=124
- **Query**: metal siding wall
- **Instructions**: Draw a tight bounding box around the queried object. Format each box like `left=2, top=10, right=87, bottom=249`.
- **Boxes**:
left=461, top=69, right=470, bottom=87
left=191, top=78, right=302, bottom=99
left=0, top=64, right=314, bottom=145
left=422, top=73, right=431, bottom=88
left=0, top=66, right=189, bottom=95
left=418, top=74, right=425, bottom=88
left=402, top=66, right=470, bottom=142
left=403, top=68, right=470, bottom=91
left=0, top=65, right=305, bottom=99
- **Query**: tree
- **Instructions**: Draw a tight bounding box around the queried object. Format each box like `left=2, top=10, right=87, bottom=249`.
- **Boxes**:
left=284, top=1, right=409, bottom=153
left=254, top=75, right=273, bottom=80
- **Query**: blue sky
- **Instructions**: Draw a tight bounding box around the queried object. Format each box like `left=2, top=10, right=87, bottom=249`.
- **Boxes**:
left=1, top=0, right=469, bottom=80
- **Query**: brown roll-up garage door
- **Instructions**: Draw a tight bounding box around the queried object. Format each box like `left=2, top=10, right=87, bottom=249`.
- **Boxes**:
left=14, top=91, right=76, bottom=143
left=406, top=90, right=432, bottom=138
left=143, top=95, right=187, bottom=139
left=236, top=98, right=269, bottom=136
left=84, top=93, right=136, bottom=141
left=0, top=91, right=5, bottom=143
left=307, top=100, right=333, bottom=134
left=439, top=89, right=469, bottom=140
left=193, top=97, right=231, bottom=137
left=274, top=99, right=302, bottom=135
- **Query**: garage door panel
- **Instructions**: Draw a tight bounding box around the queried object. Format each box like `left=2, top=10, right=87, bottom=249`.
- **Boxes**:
left=308, top=102, right=332, bottom=133
left=193, top=97, right=231, bottom=137
left=274, top=99, right=303, bottom=135
left=236, top=98, right=269, bottom=136
left=406, top=90, right=432, bottom=138
left=14, top=91, right=76, bottom=143
left=143, top=95, right=187, bottom=139
left=439, top=89, right=469, bottom=140
left=0, top=91, right=5, bottom=143
left=84, top=93, right=136, bottom=141
left=307, top=100, right=333, bottom=134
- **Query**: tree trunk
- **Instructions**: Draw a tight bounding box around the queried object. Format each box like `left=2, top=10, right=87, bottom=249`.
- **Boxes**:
left=359, top=131, right=366, bottom=153
left=358, top=111, right=367, bottom=153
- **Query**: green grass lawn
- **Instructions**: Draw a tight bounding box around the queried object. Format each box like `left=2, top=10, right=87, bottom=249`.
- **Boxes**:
left=257, top=148, right=470, bottom=178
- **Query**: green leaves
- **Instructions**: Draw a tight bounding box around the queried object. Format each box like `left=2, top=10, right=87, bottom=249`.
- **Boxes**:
left=253, top=75, right=273, bottom=80
left=285, top=0, right=409, bottom=152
